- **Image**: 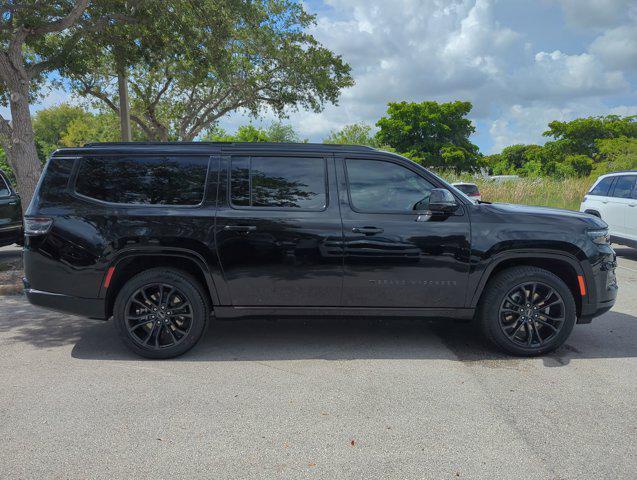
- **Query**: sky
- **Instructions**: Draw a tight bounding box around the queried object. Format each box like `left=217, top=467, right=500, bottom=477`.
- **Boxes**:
left=14, top=0, right=637, bottom=154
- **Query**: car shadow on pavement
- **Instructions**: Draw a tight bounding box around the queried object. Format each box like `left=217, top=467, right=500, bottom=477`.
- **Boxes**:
left=66, top=311, right=637, bottom=367
left=1, top=295, right=635, bottom=368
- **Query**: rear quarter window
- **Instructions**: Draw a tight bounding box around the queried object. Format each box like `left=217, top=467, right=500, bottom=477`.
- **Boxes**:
left=75, top=156, right=209, bottom=206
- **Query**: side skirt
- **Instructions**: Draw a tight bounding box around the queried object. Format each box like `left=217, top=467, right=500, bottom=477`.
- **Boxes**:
left=214, top=306, right=475, bottom=320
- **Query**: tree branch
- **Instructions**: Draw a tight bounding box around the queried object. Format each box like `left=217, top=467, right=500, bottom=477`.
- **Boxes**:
left=29, top=0, right=89, bottom=36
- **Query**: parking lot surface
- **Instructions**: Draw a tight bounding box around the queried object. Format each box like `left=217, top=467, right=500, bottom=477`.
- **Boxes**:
left=1, top=246, right=636, bottom=479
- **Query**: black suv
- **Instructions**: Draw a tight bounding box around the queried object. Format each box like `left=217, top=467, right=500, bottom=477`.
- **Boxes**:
left=23, top=142, right=617, bottom=358
left=0, top=169, right=22, bottom=247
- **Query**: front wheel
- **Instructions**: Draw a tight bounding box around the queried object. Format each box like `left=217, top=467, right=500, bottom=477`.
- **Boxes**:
left=113, top=268, right=209, bottom=359
left=478, top=266, right=577, bottom=356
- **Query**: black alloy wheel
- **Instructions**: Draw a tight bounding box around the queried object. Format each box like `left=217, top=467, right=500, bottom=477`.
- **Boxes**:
left=498, top=281, right=566, bottom=348
left=125, top=283, right=194, bottom=350
left=478, top=266, right=577, bottom=356
left=114, top=268, right=208, bottom=359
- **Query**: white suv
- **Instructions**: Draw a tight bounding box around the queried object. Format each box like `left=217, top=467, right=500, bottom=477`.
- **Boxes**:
left=580, top=171, right=637, bottom=248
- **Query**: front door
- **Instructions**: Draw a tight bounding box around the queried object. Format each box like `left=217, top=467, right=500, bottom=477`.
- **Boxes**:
left=336, top=156, right=471, bottom=308
left=607, top=175, right=637, bottom=238
left=215, top=154, right=343, bottom=306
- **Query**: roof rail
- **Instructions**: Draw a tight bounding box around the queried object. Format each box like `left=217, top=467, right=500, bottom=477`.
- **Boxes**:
left=82, top=141, right=377, bottom=152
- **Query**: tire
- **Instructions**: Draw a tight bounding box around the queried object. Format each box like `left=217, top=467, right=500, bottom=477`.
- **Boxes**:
left=113, top=268, right=209, bottom=359
left=478, top=266, right=577, bottom=356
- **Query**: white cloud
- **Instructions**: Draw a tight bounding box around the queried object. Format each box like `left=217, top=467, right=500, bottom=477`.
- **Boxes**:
left=590, top=25, right=637, bottom=71
left=552, top=0, right=636, bottom=29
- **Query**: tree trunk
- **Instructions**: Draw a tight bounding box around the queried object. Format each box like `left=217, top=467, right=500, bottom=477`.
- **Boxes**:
left=6, top=86, right=43, bottom=214
left=117, top=62, right=132, bottom=142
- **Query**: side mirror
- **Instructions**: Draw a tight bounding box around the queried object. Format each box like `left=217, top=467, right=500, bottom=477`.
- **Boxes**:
left=429, top=188, right=459, bottom=214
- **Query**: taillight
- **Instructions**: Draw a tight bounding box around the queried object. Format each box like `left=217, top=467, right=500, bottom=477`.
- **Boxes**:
left=24, top=217, right=53, bottom=236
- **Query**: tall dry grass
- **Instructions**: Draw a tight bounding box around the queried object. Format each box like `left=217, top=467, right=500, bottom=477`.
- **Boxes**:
left=441, top=173, right=595, bottom=211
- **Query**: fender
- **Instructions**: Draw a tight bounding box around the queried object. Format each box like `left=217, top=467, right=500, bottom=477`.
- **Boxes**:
left=98, top=246, right=223, bottom=306
left=468, top=249, right=591, bottom=308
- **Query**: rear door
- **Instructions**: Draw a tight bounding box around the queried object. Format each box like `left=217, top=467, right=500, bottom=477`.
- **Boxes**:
left=606, top=175, right=636, bottom=238
left=0, top=172, right=22, bottom=246
left=215, top=153, right=343, bottom=306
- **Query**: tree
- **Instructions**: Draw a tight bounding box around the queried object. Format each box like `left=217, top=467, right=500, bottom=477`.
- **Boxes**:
left=71, top=0, right=353, bottom=142
left=61, top=111, right=143, bottom=147
left=203, top=122, right=304, bottom=143
left=593, top=137, right=637, bottom=175
left=543, top=115, right=637, bottom=156
left=0, top=1, right=139, bottom=211
left=31, top=103, right=89, bottom=161
left=323, top=123, right=378, bottom=146
left=376, top=101, right=480, bottom=171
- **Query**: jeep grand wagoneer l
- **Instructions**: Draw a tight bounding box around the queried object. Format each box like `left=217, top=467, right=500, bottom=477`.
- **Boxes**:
left=23, top=143, right=617, bottom=358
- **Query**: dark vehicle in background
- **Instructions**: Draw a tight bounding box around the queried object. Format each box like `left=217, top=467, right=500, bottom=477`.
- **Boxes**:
left=0, top=170, right=22, bottom=247
left=23, top=142, right=617, bottom=358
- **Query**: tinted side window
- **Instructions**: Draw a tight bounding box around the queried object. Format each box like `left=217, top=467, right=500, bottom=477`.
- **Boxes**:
left=611, top=175, right=637, bottom=199
left=230, top=156, right=326, bottom=210
left=0, top=174, right=10, bottom=197
left=346, top=159, right=435, bottom=212
left=589, top=177, right=614, bottom=196
left=75, top=156, right=209, bottom=205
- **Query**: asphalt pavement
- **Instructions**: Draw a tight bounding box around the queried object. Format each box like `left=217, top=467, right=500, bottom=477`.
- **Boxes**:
left=0, top=245, right=636, bottom=479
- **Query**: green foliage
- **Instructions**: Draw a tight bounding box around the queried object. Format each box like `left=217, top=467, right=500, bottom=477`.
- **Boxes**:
left=32, top=104, right=90, bottom=161
left=592, top=137, right=637, bottom=175
left=485, top=115, right=637, bottom=178
left=544, top=115, right=637, bottom=156
left=202, top=122, right=305, bottom=143
left=375, top=101, right=480, bottom=172
left=61, top=112, right=134, bottom=147
left=323, top=123, right=379, bottom=147
left=70, top=0, right=353, bottom=141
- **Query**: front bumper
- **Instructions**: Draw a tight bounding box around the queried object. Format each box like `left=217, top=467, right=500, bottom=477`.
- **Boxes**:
left=578, top=252, right=618, bottom=323
left=23, top=278, right=106, bottom=320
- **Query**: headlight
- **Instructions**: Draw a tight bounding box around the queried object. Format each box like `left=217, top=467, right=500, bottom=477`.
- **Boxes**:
left=587, top=228, right=610, bottom=245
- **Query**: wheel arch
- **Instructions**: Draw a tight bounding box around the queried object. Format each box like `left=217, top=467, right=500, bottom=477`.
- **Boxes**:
left=470, top=250, right=586, bottom=317
left=101, top=248, right=220, bottom=319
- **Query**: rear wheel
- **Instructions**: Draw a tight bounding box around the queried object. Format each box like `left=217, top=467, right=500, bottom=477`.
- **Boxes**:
left=114, top=268, right=209, bottom=359
left=478, top=266, right=577, bottom=356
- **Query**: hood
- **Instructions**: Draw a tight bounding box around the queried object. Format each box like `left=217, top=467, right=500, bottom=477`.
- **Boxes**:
left=478, top=203, right=607, bottom=229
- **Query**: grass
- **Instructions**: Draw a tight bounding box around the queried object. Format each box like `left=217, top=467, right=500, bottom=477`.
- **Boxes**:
left=440, top=173, right=595, bottom=211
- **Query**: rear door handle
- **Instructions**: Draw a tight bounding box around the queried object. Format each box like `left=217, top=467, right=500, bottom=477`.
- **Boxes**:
left=629, top=203, right=636, bottom=207
left=8, top=201, right=17, bottom=205
left=352, top=226, right=384, bottom=235
left=223, top=225, right=257, bottom=232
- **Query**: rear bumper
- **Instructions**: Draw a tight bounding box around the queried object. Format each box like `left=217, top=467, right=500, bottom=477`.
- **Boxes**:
left=23, top=279, right=106, bottom=320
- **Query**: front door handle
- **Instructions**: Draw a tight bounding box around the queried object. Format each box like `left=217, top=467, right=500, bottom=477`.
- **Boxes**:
left=352, top=226, right=384, bottom=235
left=223, top=225, right=257, bottom=232
left=8, top=201, right=17, bottom=205
left=629, top=203, right=636, bottom=207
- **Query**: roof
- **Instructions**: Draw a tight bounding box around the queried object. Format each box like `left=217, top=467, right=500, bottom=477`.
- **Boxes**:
left=52, top=141, right=380, bottom=157
left=597, top=170, right=637, bottom=177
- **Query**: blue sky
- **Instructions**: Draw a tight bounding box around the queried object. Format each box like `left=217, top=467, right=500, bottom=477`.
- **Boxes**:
left=16, top=0, right=637, bottom=154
